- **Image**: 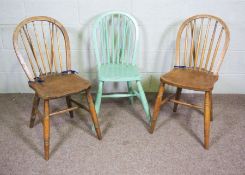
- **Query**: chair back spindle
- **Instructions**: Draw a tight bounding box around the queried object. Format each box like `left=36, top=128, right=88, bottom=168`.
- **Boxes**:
left=93, top=12, right=139, bottom=67
left=13, top=16, right=71, bottom=81
left=176, top=15, right=230, bottom=75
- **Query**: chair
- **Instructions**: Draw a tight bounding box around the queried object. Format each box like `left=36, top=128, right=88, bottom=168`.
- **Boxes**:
left=13, top=16, right=102, bottom=160
left=92, top=11, right=151, bottom=122
left=150, top=15, right=230, bottom=149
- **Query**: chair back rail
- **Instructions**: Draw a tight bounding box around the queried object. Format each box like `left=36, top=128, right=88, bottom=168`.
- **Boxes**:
left=13, top=16, right=71, bottom=81
left=175, top=15, right=230, bottom=75
left=93, top=11, right=139, bottom=67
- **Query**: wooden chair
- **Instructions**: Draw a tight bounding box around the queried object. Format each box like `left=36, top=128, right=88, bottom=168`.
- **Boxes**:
left=92, top=11, right=151, bottom=122
left=13, top=16, right=102, bottom=160
left=150, top=15, right=230, bottom=149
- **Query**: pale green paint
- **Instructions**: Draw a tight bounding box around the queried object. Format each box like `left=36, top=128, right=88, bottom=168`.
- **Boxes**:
left=93, top=11, right=151, bottom=122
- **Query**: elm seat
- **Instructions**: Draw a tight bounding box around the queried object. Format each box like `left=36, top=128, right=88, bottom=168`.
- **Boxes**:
left=99, top=64, right=141, bottom=81
left=29, top=74, right=91, bottom=99
left=161, top=68, right=218, bottom=91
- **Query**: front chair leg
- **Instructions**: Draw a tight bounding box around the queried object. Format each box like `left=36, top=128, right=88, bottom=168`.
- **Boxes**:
left=136, top=81, right=151, bottom=123
left=30, top=93, right=40, bottom=128
left=204, top=91, right=211, bottom=149
left=86, top=90, right=102, bottom=140
left=43, top=100, right=50, bottom=160
left=150, top=82, right=165, bottom=134
left=173, top=87, right=182, bottom=112
left=66, top=96, right=74, bottom=118
left=95, top=81, right=103, bottom=114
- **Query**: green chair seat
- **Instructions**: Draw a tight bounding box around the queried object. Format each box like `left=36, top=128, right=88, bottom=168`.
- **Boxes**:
left=99, top=64, right=141, bottom=81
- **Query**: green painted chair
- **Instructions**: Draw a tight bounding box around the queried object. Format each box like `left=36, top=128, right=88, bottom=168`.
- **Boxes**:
left=92, top=11, right=151, bottom=122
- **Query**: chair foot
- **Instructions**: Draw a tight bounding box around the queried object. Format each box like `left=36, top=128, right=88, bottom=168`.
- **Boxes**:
left=30, top=93, right=40, bottom=128
left=29, top=118, right=35, bottom=128
left=87, top=90, right=102, bottom=140
left=150, top=83, right=165, bottom=133
left=149, top=122, right=155, bottom=134
left=136, top=81, right=151, bottom=123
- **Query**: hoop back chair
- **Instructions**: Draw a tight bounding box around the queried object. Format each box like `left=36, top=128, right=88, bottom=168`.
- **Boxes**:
left=93, top=11, right=151, bottom=122
left=13, top=16, right=102, bottom=160
left=150, top=15, right=230, bottom=149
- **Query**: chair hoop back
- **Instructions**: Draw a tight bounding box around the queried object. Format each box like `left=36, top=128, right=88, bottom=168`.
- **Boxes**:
left=175, top=14, right=230, bottom=75
left=13, top=16, right=71, bottom=81
left=93, top=11, right=139, bottom=66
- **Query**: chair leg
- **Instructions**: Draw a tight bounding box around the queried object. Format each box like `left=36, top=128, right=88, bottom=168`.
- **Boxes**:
left=30, top=93, right=40, bottom=128
left=95, top=81, right=103, bottom=114
left=173, top=87, right=182, bottom=112
left=43, top=100, right=50, bottom=160
left=127, top=81, right=134, bottom=104
left=210, top=91, right=213, bottom=121
left=86, top=90, right=102, bottom=140
left=150, top=83, right=165, bottom=134
left=136, top=81, right=151, bottom=123
left=204, top=91, right=211, bottom=149
left=66, top=96, right=74, bottom=118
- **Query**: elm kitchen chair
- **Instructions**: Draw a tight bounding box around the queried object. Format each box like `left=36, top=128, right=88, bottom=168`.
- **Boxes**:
left=150, top=15, right=230, bottom=149
left=93, top=11, right=151, bottom=122
left=13, top=16, right=102, bottom=160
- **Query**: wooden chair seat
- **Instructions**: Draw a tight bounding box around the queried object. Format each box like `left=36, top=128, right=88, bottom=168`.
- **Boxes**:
left=29, top=74, right=91, bottom=99
left=161, top=68, right=218, bottom=91
left=99, top=64, right=141, bottom=81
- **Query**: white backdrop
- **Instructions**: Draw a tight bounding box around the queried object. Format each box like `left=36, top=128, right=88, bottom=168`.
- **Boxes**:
left=0, top=0, right=244, bottom=93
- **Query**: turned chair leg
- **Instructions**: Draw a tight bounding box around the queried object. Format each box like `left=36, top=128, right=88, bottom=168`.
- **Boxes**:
left=30, top=93, right=40, bottom=128
left=95, top=81, right=103, bottom=114
left=173, top=87, right=182, bottom=112
left=127, top=81, right=134, bottom=104
left=43, top=100, right=50, bottom=160
left=210, top=91, right=213, bottom=121
left=136, top=81, right=151, bottom=123
left=204, top=91, right=211, bottom=149
left=86, top=90, right=102, bottom=140
left=150, top=83, right=165, bottom=134
left=66, top=96, right=74, bottom=118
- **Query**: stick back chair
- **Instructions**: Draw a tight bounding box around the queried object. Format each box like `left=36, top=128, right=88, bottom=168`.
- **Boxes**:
left=150, top=14, right=230, bottom=149
left=93, top=11, right=151, bottom=122
left=13, top=16, right=102, bottom=160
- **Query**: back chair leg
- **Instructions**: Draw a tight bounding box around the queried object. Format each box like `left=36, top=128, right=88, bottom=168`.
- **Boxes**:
left=95, top=81, right=103, bottom=114
left=66, top=96, right=74, bottom=118
left=43, top=100, right=50, bottom=160
left=30, top=93, right=40, bottom=128
left=204, top=91, right=211, bottom=149
left=173, top=87, right=182, bottom=112
left=150, top=83, right=165, bottom=134
left=86, top=90, right=102, bottom=140
left=136, top=81, right=151, bottom=123
left=127, top=81, right=134, bottom=104
left=210, top=91, right=213, bottom=121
